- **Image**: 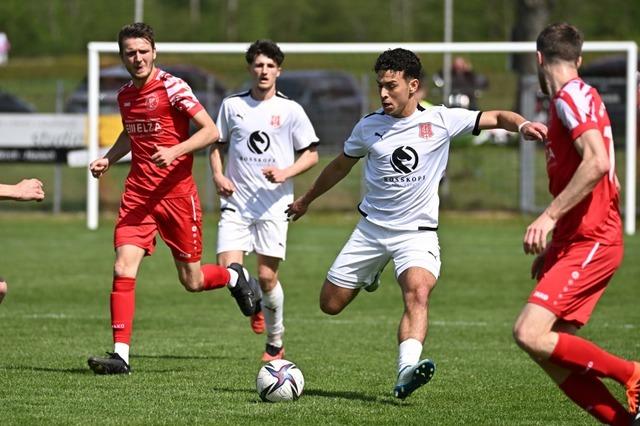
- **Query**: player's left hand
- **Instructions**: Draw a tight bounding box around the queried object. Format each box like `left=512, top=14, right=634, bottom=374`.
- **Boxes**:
left=262, top=167, right=288, bottom=184
left=523, top=210, right=556, bottom=255
left=285, top=197, right=309, bottom=221
left=520, top=121, right=548, bottom=141
left=151, top=144, right=179, bottom=168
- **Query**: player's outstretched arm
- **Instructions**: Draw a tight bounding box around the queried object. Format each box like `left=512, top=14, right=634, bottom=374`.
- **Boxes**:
left=286, top=153, right=359, bottom=221
left=151, top=110, right=219, bottom=168
left=0, top=179, right=45, bottom=201
left=479, top=110, right=547, bottom=141
left=90, top=131, right=131, bottom=178
left=263, top=145, right=319, bottom=184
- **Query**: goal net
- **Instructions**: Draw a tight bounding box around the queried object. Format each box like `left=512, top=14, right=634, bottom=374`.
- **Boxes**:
left=86, top=41, right=637, bottom=234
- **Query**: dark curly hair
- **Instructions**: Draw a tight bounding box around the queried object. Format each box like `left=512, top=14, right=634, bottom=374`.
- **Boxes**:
left=118, top=22, right=155, bottom=56
left=246, top=40, right=285, bottom=66
left=374, top=48, right=422, bottom=80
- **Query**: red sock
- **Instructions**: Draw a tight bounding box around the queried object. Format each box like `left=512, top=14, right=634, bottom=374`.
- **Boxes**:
left=201, top=264, right=230, bottom=290
left=559, top=373, right=630, bottom=426
left=111, top=276, right=135, bottom=345
left=550, top=333, right=634, bottom=384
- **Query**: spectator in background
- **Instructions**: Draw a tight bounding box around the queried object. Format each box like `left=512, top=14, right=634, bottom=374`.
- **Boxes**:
left=0, top=32, right=10, bottom=66
left=0, top=178, right=46, bottom=304
left=435, top=56, right=489, bottom=110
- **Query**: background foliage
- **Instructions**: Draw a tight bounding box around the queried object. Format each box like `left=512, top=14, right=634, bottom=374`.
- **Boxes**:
left=1, top=0, right=640, bottom=57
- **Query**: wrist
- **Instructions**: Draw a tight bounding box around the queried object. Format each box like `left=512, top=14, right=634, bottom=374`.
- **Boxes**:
left=544, top=208, right=558, bottom=221
left=518, top=120, right=531, bottom=133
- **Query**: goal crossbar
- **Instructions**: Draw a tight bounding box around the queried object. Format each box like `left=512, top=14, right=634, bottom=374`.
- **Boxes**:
left=87, top=41, right=637, bottom=234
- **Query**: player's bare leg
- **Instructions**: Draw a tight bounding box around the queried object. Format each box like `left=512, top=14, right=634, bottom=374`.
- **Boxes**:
left=176, top=255, right=261, bottom=316
left=514, top=304, right=633, bottom=424
left=256, top=254, right=284, bottom=360
left=393, top=267, right=437, bottom=399
left=319, top=279, right=359, bottom=315
left=88, top=244, right=144, bottom=375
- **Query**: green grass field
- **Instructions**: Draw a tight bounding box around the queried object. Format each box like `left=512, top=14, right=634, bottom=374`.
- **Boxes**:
left=0, top=211, right=638, bottom=425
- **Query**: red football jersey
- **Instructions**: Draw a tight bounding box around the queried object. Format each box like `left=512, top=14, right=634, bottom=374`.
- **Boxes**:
left=118, top=68, right=204, bottom=197
left=545, top=78, right=622, bottom=244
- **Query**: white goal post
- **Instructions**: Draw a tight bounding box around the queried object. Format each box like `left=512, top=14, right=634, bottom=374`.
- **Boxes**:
left=87, top=41, right=637, bottom=234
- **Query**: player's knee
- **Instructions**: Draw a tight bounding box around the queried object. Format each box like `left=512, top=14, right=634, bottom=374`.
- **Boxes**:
left=512, top=323, right=539, bottom=353
left=319, top=297, right=343, bottom=315
left=179, top=276, right=202, bottom=292
left=113, top=261, right=136, bottom=278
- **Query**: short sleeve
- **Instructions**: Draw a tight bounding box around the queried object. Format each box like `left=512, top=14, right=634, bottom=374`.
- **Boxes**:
left=291, top=104, right=319, bottom=151
left=555, top=86, right=599, bottom=140
left=215, top=100, right=230, bottom=143
left=163, top=75, right=203, bottom=118
left=440, top=107, right=481, bottom=139
left=343, top=121, right=366, bottom=158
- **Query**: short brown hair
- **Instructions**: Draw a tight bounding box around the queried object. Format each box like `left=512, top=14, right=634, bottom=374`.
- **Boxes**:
left=118, top=22, right=155, bottom=55
left=536, top=22, right=583, bottom=64
left=246, top=40, right=284, bottom=66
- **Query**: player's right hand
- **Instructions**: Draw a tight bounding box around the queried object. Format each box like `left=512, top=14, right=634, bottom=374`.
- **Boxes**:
left=213, top=174, right=235, bottom=197
left=285, top=197, right=308, bottom=222
left=89, top=158, right=110, bottom=179
left=520, top=121, right=548, bottom=141
left=14, top=178, right=45, bottom=202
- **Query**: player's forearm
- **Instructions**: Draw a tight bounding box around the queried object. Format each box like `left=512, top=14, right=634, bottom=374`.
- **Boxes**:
left=480, top=110, right=528, bottom=132
left=0, top=184, right=18, bottom=200
left=173, top=125, right=219, bottom=157
left=300, top=154, right=354, bottom=205
left=103, top=132, right=131, bottom=164
left=284, top=147, right=319, bottom=179
left=545, top=157, right=608, bottom=220
left=209, top=144, right=225, bottom=177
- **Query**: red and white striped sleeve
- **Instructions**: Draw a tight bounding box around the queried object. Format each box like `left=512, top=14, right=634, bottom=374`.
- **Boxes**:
left=554, top=79, right=600, bottom=140
left=160, top=71, right=203, bottom=117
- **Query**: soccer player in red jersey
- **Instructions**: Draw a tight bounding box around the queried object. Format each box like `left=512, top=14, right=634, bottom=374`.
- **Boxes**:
left=87, top=23, right=261, bottom=375
left=512, top=23, right=640, bottom=425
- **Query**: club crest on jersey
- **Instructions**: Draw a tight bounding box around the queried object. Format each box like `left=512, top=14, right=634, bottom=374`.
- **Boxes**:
left=146, top=94, right=159, bottom=111
left=270, top=115, right=281, bottom=128
left=418, top=123, right=433, bottom=139
left=248, top=130, right=271, bottom=154
left=390, top=146, right=419, bottom=174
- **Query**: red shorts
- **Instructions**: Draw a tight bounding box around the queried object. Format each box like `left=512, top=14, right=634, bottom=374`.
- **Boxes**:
left=114, top=191, right=202, bottom=262
left=527, top=240, right=623, bottom=326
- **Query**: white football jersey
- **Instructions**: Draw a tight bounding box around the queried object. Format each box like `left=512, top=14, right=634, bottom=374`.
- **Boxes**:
left=344, top=104, right=481, bottom=230
left=216, top=91, right=319, bottom=220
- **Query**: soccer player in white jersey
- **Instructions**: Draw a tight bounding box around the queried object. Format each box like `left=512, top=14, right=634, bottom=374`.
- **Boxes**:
left=287, top=48, right=546, bottom=399
left=210, top=40, right=319, bottom=362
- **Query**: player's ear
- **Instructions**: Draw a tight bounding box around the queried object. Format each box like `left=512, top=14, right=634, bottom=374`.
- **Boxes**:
left=152, top=49, right=157, bottom=62
left=576, top=56, right=582, bottom=68
left=276, top=67, right=282, bottom=78
left=408, top=78, right=419, bottom=94
left=536, top=51, right=544, bottom=66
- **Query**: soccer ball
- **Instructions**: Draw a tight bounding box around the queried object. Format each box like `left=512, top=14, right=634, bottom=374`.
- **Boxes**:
left=256, top=359, right=304, bottom=402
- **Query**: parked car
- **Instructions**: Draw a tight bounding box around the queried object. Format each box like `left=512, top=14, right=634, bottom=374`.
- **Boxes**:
left=0, top=90, right=36, bottom=113
left=272, top=70, right=365, bottom=152
left=65, top=64, right=227, bottom=117
left=579, top=55, right=640, bottom=141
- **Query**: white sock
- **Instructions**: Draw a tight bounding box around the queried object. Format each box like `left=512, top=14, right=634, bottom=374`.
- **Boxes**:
left=226, top=268, right=239, bottom=288
left=397, top=338, right=422, bottom=375
left=263, top=281, right=284, bottom=348
left=226, top=266, right=249, bottom=288
left=114, top=342, right=130, bottom=365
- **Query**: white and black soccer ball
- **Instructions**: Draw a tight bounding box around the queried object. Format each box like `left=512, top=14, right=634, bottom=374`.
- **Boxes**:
left=256, top=359, right=304, bottom=402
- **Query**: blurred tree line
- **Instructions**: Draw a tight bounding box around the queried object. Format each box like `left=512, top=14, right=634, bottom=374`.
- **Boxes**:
left=1, top=0, right=639, bottom=57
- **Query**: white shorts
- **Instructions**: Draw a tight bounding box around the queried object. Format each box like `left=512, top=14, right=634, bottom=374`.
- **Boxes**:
left=216, top=209, right=288, bottom=260
left=327, top=218, right=441, bottom=289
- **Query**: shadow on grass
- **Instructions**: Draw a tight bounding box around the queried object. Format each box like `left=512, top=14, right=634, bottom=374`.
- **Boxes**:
left=0, top=365, right=89, bottom=374
left=132, top=353, right=229, bottom=361
left=304, top=388, right=403, bottom=405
